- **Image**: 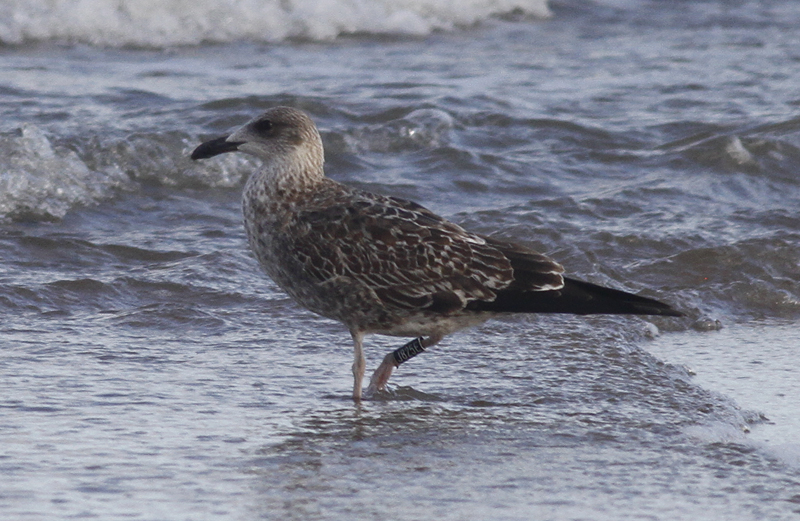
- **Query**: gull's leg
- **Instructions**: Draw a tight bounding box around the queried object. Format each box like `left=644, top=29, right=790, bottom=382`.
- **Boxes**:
left=351, top=330, right=366, bottom=401
left=364, top=334, right=442, bottom=397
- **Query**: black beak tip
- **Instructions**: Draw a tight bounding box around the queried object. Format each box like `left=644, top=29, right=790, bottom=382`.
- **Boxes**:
left=190, top=135, right=243, bottom=160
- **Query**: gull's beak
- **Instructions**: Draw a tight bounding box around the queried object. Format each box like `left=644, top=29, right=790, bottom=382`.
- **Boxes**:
left=191, top=135, right=245, bottom=160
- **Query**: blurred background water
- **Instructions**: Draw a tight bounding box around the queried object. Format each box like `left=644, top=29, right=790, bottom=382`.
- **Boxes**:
left=1, top=0, right=800, bottom=519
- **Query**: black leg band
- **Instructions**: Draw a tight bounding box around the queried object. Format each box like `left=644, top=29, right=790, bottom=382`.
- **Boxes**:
left=392, top=337, right=427, bottom=366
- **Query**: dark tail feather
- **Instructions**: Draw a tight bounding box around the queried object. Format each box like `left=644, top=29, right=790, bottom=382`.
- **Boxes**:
left=468, top=277, right=684, bottom=317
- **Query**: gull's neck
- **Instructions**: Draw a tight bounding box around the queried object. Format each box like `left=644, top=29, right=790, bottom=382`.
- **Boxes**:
left=247, top=146, right=326, bottom=199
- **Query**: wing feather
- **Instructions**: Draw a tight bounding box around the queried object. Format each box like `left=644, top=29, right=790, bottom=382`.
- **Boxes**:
left=287, top=191, right=563, bottom=314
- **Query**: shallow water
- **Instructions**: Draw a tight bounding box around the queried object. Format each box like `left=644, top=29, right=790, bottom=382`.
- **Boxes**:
left=2, top=1, right=800, bottom=519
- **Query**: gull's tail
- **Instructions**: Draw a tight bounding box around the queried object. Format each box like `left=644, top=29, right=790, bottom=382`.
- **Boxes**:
left=468, top=277, right=684, bottom=317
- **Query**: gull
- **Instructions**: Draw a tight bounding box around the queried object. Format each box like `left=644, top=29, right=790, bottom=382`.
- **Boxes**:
left=191, top=106, right=683, bottom=401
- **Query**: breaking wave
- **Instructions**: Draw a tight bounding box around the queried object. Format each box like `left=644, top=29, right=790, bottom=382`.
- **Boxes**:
left=0, top=0, right=551, bottom=47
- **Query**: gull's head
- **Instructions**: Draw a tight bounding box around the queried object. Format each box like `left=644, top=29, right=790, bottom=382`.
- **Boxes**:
left=191, top=106, right=324, bottom=177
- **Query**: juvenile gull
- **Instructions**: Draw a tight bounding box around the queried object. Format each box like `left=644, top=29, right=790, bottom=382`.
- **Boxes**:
left=191, top=106, right=683, bottom=401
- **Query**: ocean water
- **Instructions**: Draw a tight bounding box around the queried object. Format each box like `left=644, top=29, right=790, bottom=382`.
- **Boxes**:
left=2, top=0, right=800, bottom=519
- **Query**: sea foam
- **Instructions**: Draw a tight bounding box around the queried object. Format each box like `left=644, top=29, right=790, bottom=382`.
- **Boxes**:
left=0, top=125, right=131, bottom=220
left=0, top=0, right=551, bottom=47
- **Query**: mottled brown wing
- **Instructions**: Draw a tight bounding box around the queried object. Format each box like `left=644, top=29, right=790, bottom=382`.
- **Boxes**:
left=287, top=193, right=563, bottom=313
left=481, top=236, right=565, bottom=292
left=388, top=195, right=565, bottom=293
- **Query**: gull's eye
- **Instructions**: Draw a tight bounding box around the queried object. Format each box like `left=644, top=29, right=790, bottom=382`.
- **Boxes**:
left=252, top=119, right=273, bottom=134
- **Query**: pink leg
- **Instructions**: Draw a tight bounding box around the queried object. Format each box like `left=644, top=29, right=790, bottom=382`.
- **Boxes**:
left=351, top=331, right=366, bottom=402
left=364, top=351, right=397, bottom=397
left=364, top=335, right=441, bottom=397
